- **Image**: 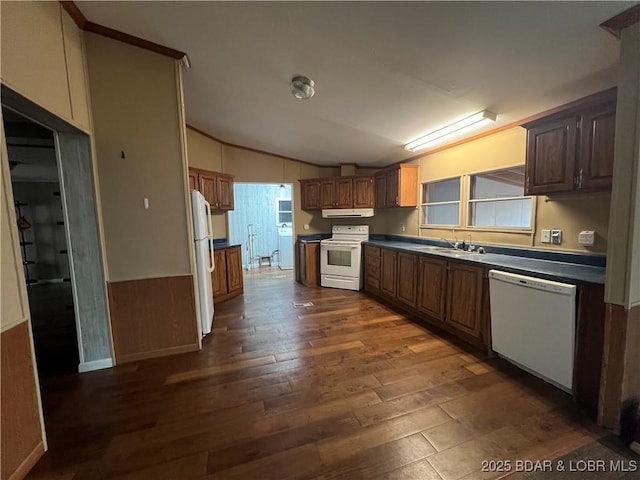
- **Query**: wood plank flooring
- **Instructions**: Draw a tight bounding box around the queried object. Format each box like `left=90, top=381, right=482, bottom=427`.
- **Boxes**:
left=26, top=268, right=606, bottom=480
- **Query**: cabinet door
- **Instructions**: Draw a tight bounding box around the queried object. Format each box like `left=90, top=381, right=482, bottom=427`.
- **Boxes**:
left=353, top=177, right=373, bottom=208
left=188, top=169, right=198, bottom=191
left=301, top=181, right=321, bottom=210
left=397, top=252, right=418, bottom=308
left=380, top=248, right=397, bottom=298
left=525, top=117, right=578, bottom=195
left=374, top=174, right=387, bottom=208
left=297, top=242, right=307, bottom=284
left=320, top=180, right=336, bottom=209
left=446, top=262, right=483, bottom=339
left=216, top=175, right=235, bottom=210
left=386, top=169, right=399, bottom=206
left=226, top=246, right=243, bottom=294
left=212, top=249, right=228, bottom=297
left=198, top=171, right=218, bottom=207
left=335, top=178, right=353, bottom=209
left=417, top=256, right=447, bottom=322
left=364, top=245, right=381, bottom=293
left=578, top=104, right=615, bottom=190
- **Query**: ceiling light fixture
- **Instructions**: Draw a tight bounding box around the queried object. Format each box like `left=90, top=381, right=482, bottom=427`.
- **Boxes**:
left=290, top=75, right=315, bottom=100
left=405, top=110, right=497, bottom=152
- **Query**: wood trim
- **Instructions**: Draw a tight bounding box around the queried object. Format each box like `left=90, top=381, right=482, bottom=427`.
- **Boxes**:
left=600, top=4, right=640, bottom=38
left=59, top=1, right=186, bottom=60
left=598, top=303, right=636, bottom=429
left=8, top=441, right=45, bottom=480
left=60, top=1, right=87, bottom=29
left=84, top=21, right=186, bottom=59
left=186, top=124, right=336, bottom=169
left=107, top=275, right=199, bottom=364
left=1, top=322, right=44, bottom=480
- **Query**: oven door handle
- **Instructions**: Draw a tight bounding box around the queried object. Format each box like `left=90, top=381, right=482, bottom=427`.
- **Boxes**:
left=322, top=243, right=360, bottom=248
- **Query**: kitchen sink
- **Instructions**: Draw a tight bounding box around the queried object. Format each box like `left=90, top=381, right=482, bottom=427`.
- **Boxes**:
left=414, top=246, right=479, bottom=255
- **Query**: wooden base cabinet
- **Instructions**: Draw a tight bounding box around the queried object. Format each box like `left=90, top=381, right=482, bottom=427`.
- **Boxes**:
left=446, top=262, right=484, bottom=341
left=366, top=245, right=490, bottom=349
left=417, top=256, right=447, bottom=322
left=297, top=241, right=320, bottom=286
left=397, top=252, right=418, bottom=308
left=364, top=245, right=381, bottom=293
left=212, top=245, right=243, bottom=303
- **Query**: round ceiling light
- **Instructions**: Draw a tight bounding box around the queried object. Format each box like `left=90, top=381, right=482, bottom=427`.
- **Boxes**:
left=290, top=75, right=315, bottom=100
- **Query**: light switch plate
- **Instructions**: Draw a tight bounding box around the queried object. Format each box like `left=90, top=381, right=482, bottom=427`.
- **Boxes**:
left=541, top=229, right=551, bottom=243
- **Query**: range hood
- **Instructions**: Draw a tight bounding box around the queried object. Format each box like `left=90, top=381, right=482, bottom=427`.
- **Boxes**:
left=322, top=208, right=375, bottom=218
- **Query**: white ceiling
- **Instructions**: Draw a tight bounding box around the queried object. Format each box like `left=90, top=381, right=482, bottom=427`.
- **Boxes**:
left=75, top=1, right=631, bottom=167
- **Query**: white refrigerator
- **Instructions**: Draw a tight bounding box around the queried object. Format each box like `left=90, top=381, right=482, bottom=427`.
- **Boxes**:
left=191, top=190, right=214, bottom=337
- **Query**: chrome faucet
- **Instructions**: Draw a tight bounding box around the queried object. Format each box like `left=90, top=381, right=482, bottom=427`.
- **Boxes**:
left=467, top=233, right=475, bottom=252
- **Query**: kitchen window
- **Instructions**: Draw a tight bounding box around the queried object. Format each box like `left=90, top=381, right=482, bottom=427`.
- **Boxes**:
left=420, top=177, right=461, bottom=227
left=276, top=198, right=293, bottom=226
left=468, top=166, right=532, bottom=229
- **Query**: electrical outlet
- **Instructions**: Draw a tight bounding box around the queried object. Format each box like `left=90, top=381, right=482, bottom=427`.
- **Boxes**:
left=401, top=226, right=406, bottom=232
left=541, top=229, right=551, bottom=243
left=303, top=224, right=310, bottom=230
left=551, top=228, right=562, bottom=245
left=579, top=230, right=595, bottom=246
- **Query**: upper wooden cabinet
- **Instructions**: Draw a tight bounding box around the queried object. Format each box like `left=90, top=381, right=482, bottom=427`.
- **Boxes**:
left=301, top=180, right=322, bottom=210
left=374, top=164, right=419, bottom=208
left=189, top=167, right=235, bottom=211
left=523, top=88, right=616, bottom=195
left=300, top=176, right=373, bottom=210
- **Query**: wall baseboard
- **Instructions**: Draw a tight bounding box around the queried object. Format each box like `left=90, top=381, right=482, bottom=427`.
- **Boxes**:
left=78, top=358, right=114, bottom=373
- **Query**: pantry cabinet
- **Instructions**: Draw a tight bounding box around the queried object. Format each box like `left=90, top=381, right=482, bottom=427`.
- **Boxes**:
left=212, top=245, right=243, bottom=303
left=374, top=164, right=419, bottom=208
left=523, top=88, right=616, bottom=195
left=189, top=167, right=235, bottom=211
left=300, top=176, right=373, bottom=210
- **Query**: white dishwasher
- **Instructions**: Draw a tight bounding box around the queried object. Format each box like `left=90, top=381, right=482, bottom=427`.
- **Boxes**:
left=489, top=270, right=576, bottom=392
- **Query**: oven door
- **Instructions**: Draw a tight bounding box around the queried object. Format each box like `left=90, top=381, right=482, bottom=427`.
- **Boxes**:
left=320, top=241, right=362, bottom=278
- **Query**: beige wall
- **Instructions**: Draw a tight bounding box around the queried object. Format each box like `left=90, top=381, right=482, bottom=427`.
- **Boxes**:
left=414, top=127, right=610, bottom=253
left=185, top=127, right=336, bottom=238
left=1, top=1, right=91, bottom=132
left=86, top=33, right=191, bottom=281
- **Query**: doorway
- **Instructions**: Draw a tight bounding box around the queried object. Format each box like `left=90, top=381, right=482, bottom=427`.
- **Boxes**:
left=2, top=85, right=113, bottom=376
left=228, top=183, right=294, bottom=279
left=4, top=108, right=78, bottom=375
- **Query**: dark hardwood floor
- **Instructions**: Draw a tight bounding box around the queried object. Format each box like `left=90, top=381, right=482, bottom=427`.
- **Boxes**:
left=27, top=268, right=606, bottom=480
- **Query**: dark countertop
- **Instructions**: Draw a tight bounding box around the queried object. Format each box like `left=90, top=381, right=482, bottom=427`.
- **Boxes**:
left=364, top=239, right=606, bottom=285
left=211, top=238, right=241, bottom=250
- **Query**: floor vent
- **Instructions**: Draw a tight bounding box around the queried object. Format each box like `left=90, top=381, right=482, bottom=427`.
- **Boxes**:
left=293, top=302, right=314, bottom=308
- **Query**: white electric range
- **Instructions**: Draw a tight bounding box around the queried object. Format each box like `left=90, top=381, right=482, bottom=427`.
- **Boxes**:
left=320, top=225, right=369, bottom=291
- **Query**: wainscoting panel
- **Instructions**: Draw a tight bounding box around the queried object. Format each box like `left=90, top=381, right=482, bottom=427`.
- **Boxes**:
left=107, top=275, right=199, bottom=363
left=1, top=321, right=45, bottom=480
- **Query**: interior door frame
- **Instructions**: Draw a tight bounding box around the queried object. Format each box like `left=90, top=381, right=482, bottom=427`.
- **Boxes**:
left=2, top=84, right=114, bottom=372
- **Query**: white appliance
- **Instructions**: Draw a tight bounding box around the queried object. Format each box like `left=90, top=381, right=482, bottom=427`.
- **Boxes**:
left=489, top=270, right=576, bottom=392
left=322, top=208, right=374, bottom=218
left=278, top=224, right=293, bottom=270
left=320, top=225, right=369, bottom=291
left=191, top=190, right=215, bottom=337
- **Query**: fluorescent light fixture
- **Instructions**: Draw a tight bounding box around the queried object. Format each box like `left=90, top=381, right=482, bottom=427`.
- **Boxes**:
left=405, top=110, right=497, bottom=152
